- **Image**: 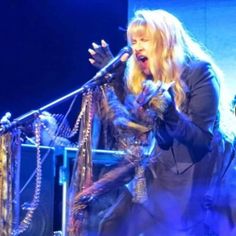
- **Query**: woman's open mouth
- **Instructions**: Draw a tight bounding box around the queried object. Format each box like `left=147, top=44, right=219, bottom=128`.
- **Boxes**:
left=136, top=55, right=150, bottom=75
left=137, top=55, right=148, bottom=62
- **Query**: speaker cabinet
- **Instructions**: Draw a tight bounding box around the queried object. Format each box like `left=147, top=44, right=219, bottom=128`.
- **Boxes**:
left=19, top=144, right=55, bottom=236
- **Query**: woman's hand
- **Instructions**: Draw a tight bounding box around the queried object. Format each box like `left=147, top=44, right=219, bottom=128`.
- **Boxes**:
left=136, top=80, right=174, bottom=118
left=136, top=80, right=162, bottom=107
left=88, top=39, right=113, bottom=69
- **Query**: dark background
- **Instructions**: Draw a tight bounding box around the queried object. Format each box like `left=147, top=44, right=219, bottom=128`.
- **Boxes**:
left=0, top=0, right=128, bottom=119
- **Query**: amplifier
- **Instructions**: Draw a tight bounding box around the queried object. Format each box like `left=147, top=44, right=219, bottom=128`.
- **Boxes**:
left=19, top=144, right=55, bottom=236
left=19, top=145, right=125, bottom=236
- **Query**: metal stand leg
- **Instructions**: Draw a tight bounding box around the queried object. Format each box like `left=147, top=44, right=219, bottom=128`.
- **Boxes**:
left=59, top=148, right=71, bottom=236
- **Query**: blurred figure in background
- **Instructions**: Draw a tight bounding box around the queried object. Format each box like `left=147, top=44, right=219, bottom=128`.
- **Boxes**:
left=23, top=111, right=72, bottom=147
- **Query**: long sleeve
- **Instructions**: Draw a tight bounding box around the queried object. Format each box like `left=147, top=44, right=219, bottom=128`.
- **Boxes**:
left=162, top=61, right=220, bottom=161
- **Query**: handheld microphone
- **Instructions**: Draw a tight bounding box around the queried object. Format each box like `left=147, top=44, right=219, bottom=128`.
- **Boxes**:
left=91, top=46, right=132, bottom=81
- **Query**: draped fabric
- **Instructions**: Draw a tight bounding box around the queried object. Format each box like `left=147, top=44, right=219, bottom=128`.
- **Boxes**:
left=0, top=131, right=21, bottom=236
left=66, top=83, right=160, bottom=235
left=67, top=92, right=94, bottom=236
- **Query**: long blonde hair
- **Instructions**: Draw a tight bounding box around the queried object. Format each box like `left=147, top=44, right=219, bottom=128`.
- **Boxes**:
left=126, top=9, right=235, bottom=140
left=126, top=9, right=218, bottom=108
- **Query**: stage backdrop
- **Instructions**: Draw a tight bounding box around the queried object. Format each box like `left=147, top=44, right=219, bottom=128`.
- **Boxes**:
left=128, top=0, right=236, bottom=101
left=0, top=0, right=128, bottom=119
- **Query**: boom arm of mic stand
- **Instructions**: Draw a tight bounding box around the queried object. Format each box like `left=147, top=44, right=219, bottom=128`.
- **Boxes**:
left=0, top=73, right=113, bottom=136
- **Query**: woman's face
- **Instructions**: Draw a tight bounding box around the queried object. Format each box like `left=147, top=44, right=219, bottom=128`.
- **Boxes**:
left=130, top=30, right=153, bottom=76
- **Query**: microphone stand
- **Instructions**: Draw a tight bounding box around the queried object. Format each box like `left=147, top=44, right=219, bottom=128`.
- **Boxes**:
left=0, top=73, right=113, bottom=136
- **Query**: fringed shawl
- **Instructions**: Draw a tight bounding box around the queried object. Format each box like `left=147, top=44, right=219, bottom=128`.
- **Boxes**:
left=0, top=130, right=21, bottom=236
